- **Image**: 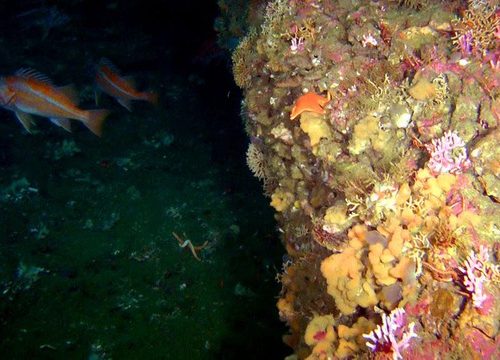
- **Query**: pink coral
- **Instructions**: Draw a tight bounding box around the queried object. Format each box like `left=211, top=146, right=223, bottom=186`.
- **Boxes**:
left=458, top=246, right=491, bottom=310
left=363, top=308, right=418, bottom=360
left=290, top=36, right=305, bottom=53
left=426, top=130, right=471, bottom=174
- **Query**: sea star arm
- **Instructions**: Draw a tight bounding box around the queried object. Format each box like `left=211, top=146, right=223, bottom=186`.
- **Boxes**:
left=172, top=232, right=208, bottom=261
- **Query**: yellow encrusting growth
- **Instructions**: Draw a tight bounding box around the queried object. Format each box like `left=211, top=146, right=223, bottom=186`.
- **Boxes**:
left=299, top=112, right=332, bottom=150
left=408, top=77, right=437, bottom=101
left=323, top=202, right=351, bottom=234
left=304, top=314, right=336, bottom=346
left=320, top=226, right=378, bottom=315
left=271, top=190, right=294, bottom=212
left=335, top=317, right=375, bottom=358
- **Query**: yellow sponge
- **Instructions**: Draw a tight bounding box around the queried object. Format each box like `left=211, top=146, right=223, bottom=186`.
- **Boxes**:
left=299, top=112, right=332, bottom=148
left=321, top=245, right=377, bottom=315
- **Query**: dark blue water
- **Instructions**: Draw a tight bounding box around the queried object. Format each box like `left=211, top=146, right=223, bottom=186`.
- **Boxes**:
left=0, top=1, right=287, bottom=358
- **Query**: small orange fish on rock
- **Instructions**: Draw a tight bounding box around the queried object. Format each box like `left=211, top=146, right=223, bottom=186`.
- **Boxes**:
left=290, top=92, right=330, bottom=120
left=95, top=58, right=158, bottom=111
left=0, top=68, right=109, bottom=136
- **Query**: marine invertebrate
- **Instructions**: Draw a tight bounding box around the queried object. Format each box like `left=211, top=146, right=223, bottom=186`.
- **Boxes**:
left=345, top=176, right=403, bottom=227
left=457, top=30, right=474, bottom=57
left=362, top=33, right=378, bottom=47
left=408, top=76, right=437, bottom=101
left=270, top=190, right=294, bottom=212
left=287, top=24, right=306, bottom=54
left=362, top=307, right=418, bottom=360
left=172, top=232, right=208, bottom=261
left=312, top=219, right=346, bottom=251
left=321, top=225, right=378, bottom=315
left=429, top=287, right=460, bottom=321
left=458, top=246, right=490, bottom=310
left=398, top=0, right=429, bottom=9
left=290, top=35, right=305, bottom=53
left=429, top=219, right=457, bottom=249
left=304, top=314, right=336, bottom=349
left=425, top=131, right=471, bottom=175
left=261, top=0, right=292, bottom=45
left=298, top=112, right=332, bottom=149
left=246, top=143, right=268, bottom=182
left=290, top=92, right=330, bottom=120
left=452, top=0, right=499, bottom=55
left=335, top=317, right=376, bottom=358
left=232, top=30, right=258, bottom=89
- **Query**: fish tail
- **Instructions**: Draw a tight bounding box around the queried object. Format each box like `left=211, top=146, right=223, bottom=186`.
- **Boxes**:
left=84, top=109, right=110, bottom=136
left=143, top=91, right=158, bottom=105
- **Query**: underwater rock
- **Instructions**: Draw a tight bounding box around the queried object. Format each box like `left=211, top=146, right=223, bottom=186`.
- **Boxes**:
left=231, top=0, right=500, bottom=358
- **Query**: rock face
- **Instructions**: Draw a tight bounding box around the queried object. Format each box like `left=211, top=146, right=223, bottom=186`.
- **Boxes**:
left=232, top=0, right=499, bottom=358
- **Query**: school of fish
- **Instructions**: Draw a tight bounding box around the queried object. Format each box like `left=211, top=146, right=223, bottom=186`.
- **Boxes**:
left=0, top=59, right=157, bottom=136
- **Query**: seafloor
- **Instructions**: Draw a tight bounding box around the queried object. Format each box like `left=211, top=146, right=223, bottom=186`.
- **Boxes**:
left=0, top=1, right=288, bottom=359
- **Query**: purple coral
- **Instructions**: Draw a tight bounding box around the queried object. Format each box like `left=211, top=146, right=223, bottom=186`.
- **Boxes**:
left=458, top=30, right=474, bottom=57
left=426, top=130, right=471, bottom=174
left=363, top=308, right=418, bottom=360
left=458, top=246, right=489, bottom=309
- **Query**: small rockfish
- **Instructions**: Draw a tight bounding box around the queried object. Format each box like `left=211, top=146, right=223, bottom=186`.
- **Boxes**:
left=16, top=5, right=70, bottom=40
left=95, top=58, right=158, bottom=111
left=0, top=69, right=109, bottom=136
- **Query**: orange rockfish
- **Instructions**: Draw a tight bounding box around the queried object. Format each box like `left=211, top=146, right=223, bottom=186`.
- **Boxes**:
left=95, top=58, right=158, bottom=111
left=0, top=69, right=109, bottom=136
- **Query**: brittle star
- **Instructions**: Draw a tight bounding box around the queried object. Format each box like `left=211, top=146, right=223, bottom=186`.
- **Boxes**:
left=172, top=232, right=208, bottom=261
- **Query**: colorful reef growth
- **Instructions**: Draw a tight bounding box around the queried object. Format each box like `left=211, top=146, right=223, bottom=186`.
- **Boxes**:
left=232, top=0, right=499, bottom=359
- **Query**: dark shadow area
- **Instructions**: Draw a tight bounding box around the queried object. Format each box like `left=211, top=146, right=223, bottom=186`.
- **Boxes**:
left=0, top=0, right=288, bottom=358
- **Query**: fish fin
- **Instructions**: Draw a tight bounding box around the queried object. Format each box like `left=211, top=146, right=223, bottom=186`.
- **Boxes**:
left=117, top=98, right=132, bottom=111
left=2, top=91, right=16, bottom=107
left=50, top=117, right=72, bottom=132
left=15, top=68, right=53, bottom=85
left=123, top=76, right=137, bottom=88
left=84, top=109, right=110, bottom=137
left=98, top=58, right=122, bottom=74
left=142, top=91, right=158, bottom=105
left=15, top=111, right=35, bottom=133
left=57, top=85, right=79, bottom=104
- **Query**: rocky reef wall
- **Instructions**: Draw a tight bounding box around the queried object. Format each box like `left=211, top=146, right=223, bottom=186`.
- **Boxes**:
left=231, top=0, right=499, bottom=358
